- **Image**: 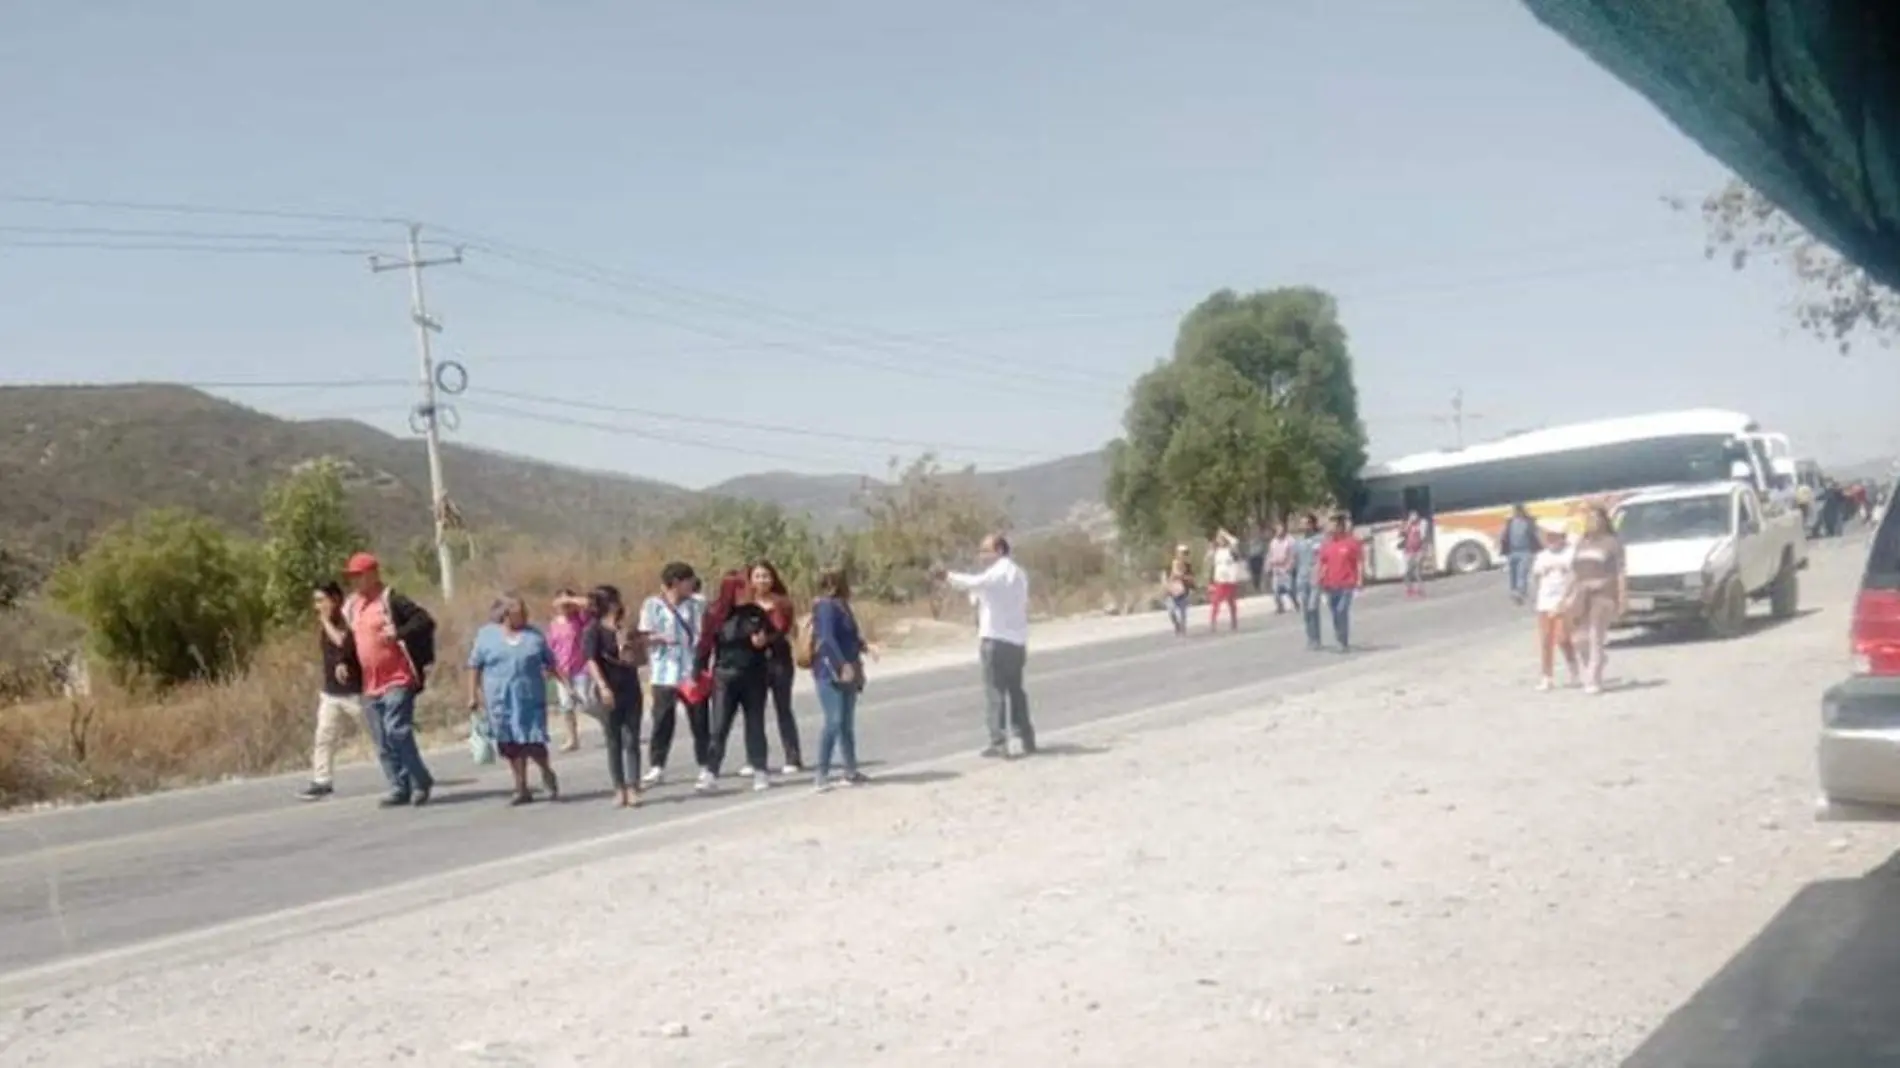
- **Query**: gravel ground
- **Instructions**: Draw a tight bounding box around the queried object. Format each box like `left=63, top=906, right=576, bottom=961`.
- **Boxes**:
left=5, top=546, right=1896, bottom=1067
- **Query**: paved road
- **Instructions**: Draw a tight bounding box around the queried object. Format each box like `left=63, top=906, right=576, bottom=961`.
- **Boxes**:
left=0, top=574, right=1525, bottom=981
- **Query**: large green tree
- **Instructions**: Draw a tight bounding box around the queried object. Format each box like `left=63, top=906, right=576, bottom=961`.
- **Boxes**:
left=1107, top=287, right=1367, bottom=547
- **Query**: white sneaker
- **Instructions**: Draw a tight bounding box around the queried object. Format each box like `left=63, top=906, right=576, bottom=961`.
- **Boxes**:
left=1536, top=676, right=1553, bottom=692
left=694, top=769, right=716, bottom=793
left=752, top=771, right=771, bottom=792
left=1582, top=683, right=1602, bottom=696
left=739, top=765, right=756, bottom=777
left=782, top=763, right=803, bottom=776
left=641, top=766, right=665, bottom=787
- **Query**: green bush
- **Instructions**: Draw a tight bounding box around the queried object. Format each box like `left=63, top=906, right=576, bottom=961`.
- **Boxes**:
left=261, top=460, right=366, bottom=626
left=669, top=497, right=824, bottom=594
left=51, top=509, right=271, bottom=689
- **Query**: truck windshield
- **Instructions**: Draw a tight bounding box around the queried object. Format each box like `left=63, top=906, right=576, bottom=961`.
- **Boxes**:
left=1615, top=497, right=1733, bottom=544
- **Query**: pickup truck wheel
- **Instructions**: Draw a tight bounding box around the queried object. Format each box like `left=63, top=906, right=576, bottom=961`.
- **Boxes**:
left=1703, top=575, right=1748, bottom=640
left=1446, top=541, right=1490, bottom=575
left=1769, top=557, right=1799, bottom=619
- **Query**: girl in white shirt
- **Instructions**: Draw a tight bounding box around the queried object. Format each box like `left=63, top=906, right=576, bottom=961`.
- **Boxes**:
left=1531, top=527, right=1582, bottom=691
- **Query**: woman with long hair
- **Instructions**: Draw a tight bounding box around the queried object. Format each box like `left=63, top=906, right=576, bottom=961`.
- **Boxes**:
left=583, top=584, right=645, bottom=808
left=810, top=567, right=873, bottom=790
left=466, top=592, right=561, bottom=805
left=695, top=570, right=779, bottom=792
left=748, top=559, right=804, bottom=775
left=1567, top=504, right=1626, bottom=695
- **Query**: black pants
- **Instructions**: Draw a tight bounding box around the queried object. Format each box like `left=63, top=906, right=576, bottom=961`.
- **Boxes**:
left=768, top=659, right=804, bottom=768
left=708, top=671, right=769, bottom=776
left=648, top=684, right=710, bottom=771
left=601, top=677, right=643, bottom=789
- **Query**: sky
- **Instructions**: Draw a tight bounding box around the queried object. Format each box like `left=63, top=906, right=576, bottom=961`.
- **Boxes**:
left=3, top=0, right=1897, bottom=490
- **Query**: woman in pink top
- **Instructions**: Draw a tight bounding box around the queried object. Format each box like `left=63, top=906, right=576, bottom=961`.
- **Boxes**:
left=546, top=588, right=593, bottom=752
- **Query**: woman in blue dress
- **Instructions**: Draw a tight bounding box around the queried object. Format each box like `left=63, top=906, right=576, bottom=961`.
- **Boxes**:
left=465, top=592, right=562, bottom=805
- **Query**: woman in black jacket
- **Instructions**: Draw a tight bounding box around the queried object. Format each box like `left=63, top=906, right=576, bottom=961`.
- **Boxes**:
left=696, top=571, right=779, bottom=794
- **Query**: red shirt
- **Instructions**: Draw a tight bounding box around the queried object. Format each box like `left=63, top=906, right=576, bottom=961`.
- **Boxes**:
left=347, top=589, right=418, bottom=697
left=1317, top=535, right=1364, bottom=590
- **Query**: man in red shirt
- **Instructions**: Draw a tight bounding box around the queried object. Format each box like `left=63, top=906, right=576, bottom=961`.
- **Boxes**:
left=1316, top=514, right=1364, bottom=652
left=342, top=552, right=438, bottom=807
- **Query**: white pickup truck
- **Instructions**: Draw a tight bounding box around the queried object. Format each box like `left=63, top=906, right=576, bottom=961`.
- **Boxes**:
left=1611, top=480, right=1807, bottom=638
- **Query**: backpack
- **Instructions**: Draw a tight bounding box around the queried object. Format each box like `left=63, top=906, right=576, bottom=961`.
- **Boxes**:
left=346, top=588, right=437, bottom=692
left=793, top=607, right=817, bottom=670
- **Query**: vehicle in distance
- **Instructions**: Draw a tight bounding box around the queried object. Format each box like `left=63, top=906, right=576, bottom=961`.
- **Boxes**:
left=1351, top=408, right=1787, bottom=582
left=1613, top=480, right=1804, bottom=638
left=1820, top=475, right=1900, bottom=820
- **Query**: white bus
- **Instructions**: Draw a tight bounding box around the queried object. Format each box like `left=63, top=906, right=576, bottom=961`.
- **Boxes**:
left=1350, top=409, right=1784, bottom=580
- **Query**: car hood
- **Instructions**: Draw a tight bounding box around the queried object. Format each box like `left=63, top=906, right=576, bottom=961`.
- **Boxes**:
left=1623, top=537, right=1727, bottom=577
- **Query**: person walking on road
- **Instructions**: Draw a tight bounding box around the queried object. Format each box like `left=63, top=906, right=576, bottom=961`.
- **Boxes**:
left=342, top=553, right=437, bottom=808
left=938, top=534, right=1036, bottom=758
left=546, top=590, right=592, bottom=752
left=1531, top=528, right=1581, bottom=690
left=1400, top=511, right=1428, bottom=598
left=583, top=585, right=645, bottom=808
left=1245, top=526, right=1268, bottom=594
left=298, top=581, right=363, bottom=802
left=1292, top=513, right=1326, bottom=650
left=1567, top=504, right=1627, bottom=695
left=1163, top=544, right=1195, bottom=637
left=810, top=567, right=875, bottom=791
left=1316, top=515, right=1364, bottom=652
left=748, top=560, right=804, bottom=776
left=1500, top=504, right=1542, bottom=606
left=466, top=593, right=562, bottom=805
left=1208, top=530, right=1245, bottom=633
left=698, top=571, right=779, bottom=793
left=1267, top=523, right=1296, bottom=614
left=639, top=562, right=707, bottom=788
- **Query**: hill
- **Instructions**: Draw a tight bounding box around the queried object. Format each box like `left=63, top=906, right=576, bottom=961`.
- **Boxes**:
left=0, top=385, right=1112, bottom=576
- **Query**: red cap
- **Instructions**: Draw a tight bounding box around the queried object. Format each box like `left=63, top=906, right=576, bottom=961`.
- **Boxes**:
left=342, top=552, right=380, bottom=575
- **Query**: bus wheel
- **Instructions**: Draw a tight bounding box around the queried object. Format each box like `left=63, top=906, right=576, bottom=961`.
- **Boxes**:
left=1446, top=541, right=1491, bottom=575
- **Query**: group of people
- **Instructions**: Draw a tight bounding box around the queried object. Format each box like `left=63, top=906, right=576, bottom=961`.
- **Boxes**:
left=1163, top=514, right=1366, bottom=651
left=298, top=533, right=1041, bottom=809
left=1507, top=502, right=1625, bottom=695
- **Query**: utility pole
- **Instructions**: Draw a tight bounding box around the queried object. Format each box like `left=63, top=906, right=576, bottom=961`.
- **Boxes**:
left=1436, top=388, right=1484, bottom=449
left=371, top=223, right=464, bottom=598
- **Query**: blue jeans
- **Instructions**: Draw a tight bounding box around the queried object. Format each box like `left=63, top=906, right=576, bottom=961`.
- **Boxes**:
left=1507, top=551, right=1534, bottom=599
left=1167, top=593, right=1190, bottom=634
left=1297, top=582, right=1323, bottom=647
left=1325, top=589, right=1354, bottom=649
left=365, top=686, right=433, bottom=797
left=814, top=675, right=860, bottom=779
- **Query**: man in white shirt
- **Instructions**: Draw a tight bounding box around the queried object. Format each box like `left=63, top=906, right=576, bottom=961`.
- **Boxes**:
left=937, top=533, right=1036, bottom=758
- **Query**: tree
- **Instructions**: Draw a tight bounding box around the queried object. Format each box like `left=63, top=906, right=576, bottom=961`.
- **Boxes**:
left=260, top=461, right=366, bottom=626
left=1687, top=179, right=1899, bottom=353
left=669, top=497, right=822, bottom=594
left=50, top=509, right=270, bottom=688
left=854, top=455, right=1007, bottom=609
left=1108, top=287, right=1367, bottom=548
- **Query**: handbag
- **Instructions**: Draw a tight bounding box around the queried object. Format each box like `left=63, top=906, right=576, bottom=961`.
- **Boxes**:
left=468, top=713, right=496, bottom=766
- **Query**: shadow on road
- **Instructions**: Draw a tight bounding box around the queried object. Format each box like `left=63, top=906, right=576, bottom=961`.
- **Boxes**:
left=1621, top=850, right=1900, bottom=1068
left=1612, top=608, right=1824, bottom=650
left=1030, top=742, right=1111, bottom=759
left=865, top=769, right=962, bottom=787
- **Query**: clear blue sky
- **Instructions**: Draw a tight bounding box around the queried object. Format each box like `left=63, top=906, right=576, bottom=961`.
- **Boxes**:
left=3, top=0, right=1894, bottom=488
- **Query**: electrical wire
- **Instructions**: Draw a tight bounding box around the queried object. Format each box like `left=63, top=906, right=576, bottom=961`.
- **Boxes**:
left=0, top=192, right=402, bottom=226
left=0, top=239, right=382, bottom=257
left=454, top=399, right=885, bottom=467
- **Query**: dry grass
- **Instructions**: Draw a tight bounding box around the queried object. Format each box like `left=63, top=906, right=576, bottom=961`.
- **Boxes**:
left=0, top=539, right=1144, bottom=809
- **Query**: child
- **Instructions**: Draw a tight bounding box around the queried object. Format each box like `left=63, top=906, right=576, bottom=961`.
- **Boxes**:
left=1531, top=527, right=1581, bottom=690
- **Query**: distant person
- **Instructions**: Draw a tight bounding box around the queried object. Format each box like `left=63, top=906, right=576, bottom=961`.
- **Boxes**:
left=810, top=567, right=875, bottom=790
left=1316, top=515, right=1364, bottom=652
left=639, top=562, right=708, bottom=788
left=748, top=559, right=804, bottom=776
left=1245, top=526, right=1268, bottom=594
left=1400, top=511, right=1428, bottom=598
left=1292, top=513, right=1326, bottom=651
left=1267, top=522, right=1296, bottom=614
left=698, top=571, right=779, bottom=793
left=1500, top=504, right=1542, bottom=606
left=546, top=589, right=592, bottom=752
left=583, top=584, right=645, bottom=808
left=297, top=581, right=363, bottom=802
left=1531, top=528, right=1581, bottom=691
left=466, top=593, right=561, bottom=805
left=1208, top=530, right=1245, bottom=632
left=1163, top=544, right=1195, bottom=637
left=341, top=553, right=437, bottom=808
left=1567, top=504, right=1626, bottom=696
left=938, top=534, right=1036, bottom=758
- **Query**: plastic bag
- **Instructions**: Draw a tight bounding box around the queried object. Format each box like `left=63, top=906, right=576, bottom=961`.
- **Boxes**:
left=468, top=713, right=496, bottom=766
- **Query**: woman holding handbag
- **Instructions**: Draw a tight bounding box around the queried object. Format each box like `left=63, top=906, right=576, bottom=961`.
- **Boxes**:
left=810, top=567, right=876, bottom=791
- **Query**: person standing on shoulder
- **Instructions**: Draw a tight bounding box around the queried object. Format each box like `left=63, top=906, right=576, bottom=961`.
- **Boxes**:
left=699, top=571, right=779, bottom=793
left=1500, top=504, right=1542, bottom=606
left=298, top=581, right=363, bottom=801
left=1267, top=522, right=1296, bottom=614
left=1208, top=530, right=1245, bottom=633
left=342, top=553, right=437, bottom=808
left=1567, top=504, right=1626, bottom=695
left=1400, top=511, right=1428, bottom=598
left=1163, top=545, right=1194, bottom=637
left=748, top=559, right=804, bottom=776
left=1316, top=515, right=1364, bottom=652
left=583, top=585, right=645, bottom=808
left=639, top=562, right=708, bottom=789
left=546, top=590, right=592, bottom=752
left=1291, top=513, right=1326, bottom=650
left=1531, top=527, right=1581, bottom=691
left=1245, top=526, right=1268, bottom=595
left=937, top=534, right=1036, bottom=758
left=810, top=567, right=875, bottom=791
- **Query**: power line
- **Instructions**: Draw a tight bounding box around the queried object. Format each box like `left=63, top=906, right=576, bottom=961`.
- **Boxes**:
left=0, top=239, right=381, bottom=257
left=467, top=385, right=1054, bottom=460
left=454, top=400, right=879, bottom=467
left=0, top=192, right=401, bottom=226
left=0, top=223, right=407, bottom=246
